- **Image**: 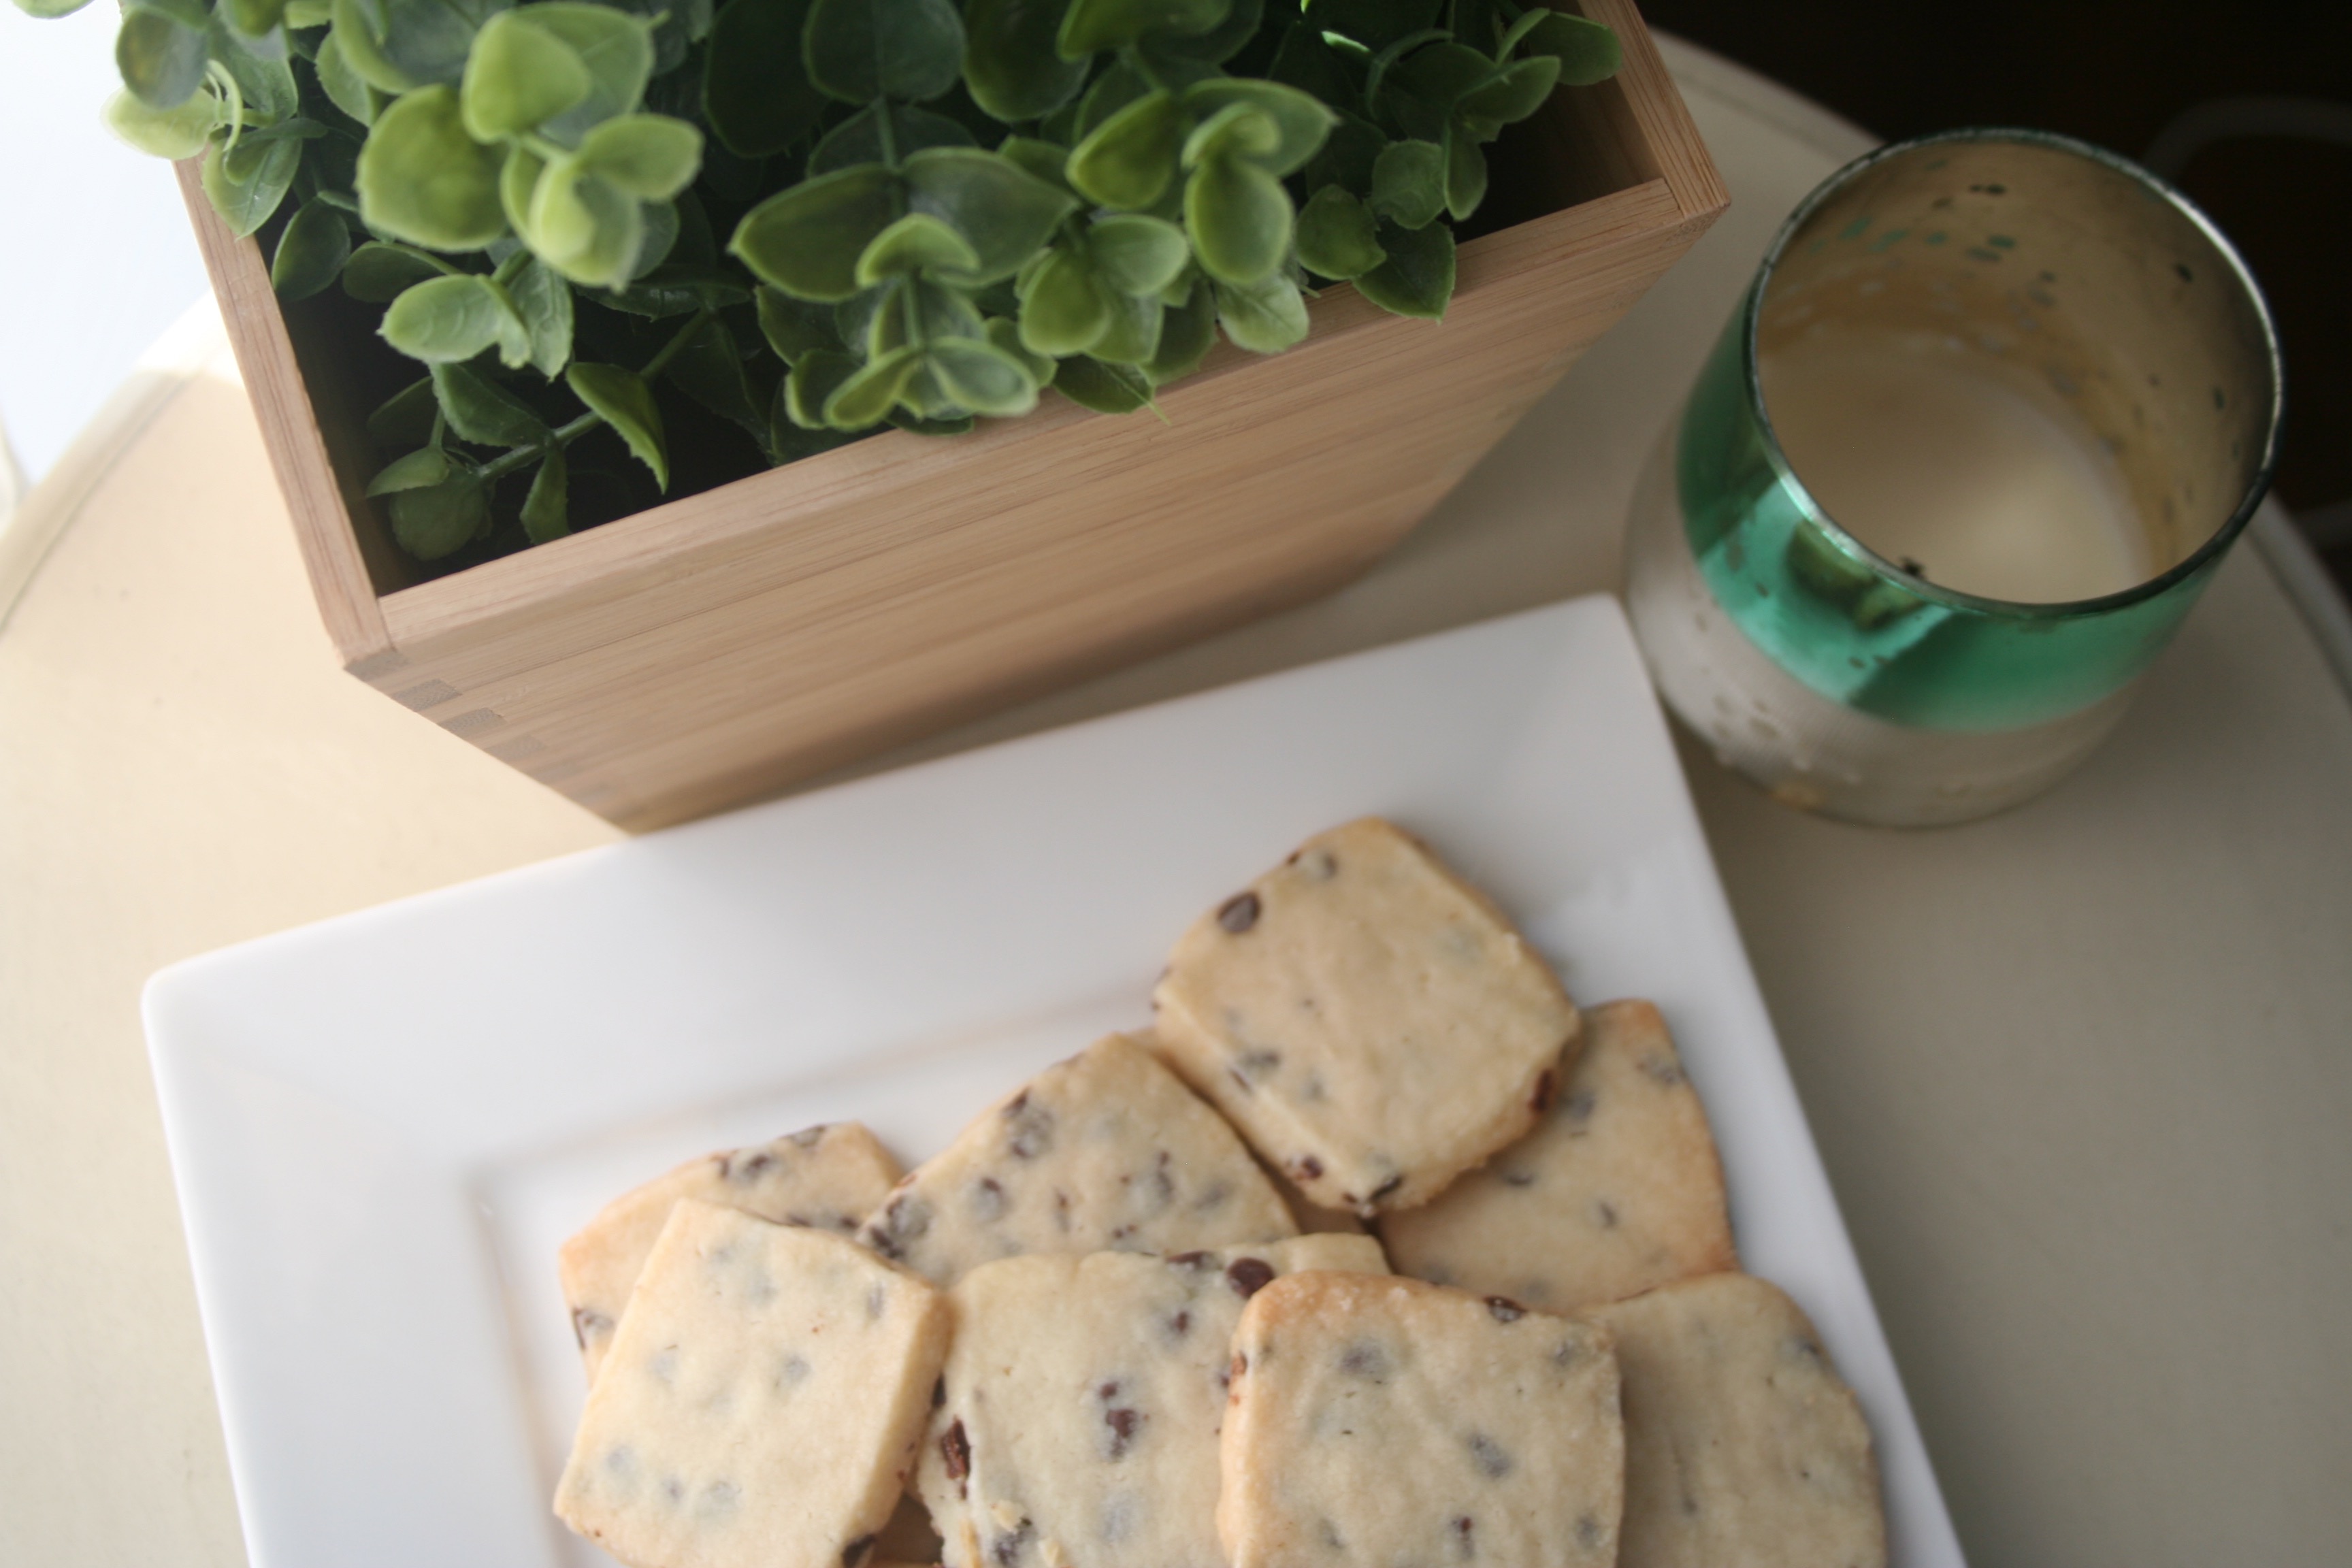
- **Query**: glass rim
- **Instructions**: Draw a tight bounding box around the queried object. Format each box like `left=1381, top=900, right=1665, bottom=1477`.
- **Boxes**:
left=1740, top=125, right=2286, bottom=621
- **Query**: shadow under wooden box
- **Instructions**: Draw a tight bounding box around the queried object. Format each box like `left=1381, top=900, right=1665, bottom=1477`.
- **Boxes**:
left=184, top=0, right=1725, bottom=830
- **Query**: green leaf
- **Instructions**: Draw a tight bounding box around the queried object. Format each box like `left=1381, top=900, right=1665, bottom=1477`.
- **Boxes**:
left=202, top=133, right=303, bottom=238
left=771, top=389, right=864, bottom=459
left=902, top=148, right=1079, bottom=284
left=500, top=142, right=545, bottom=236
left=926, top=338, right=1038, bottom=417
left=460, top=12, right=591, bottom=140
left=807, top=102, right=975, bottom=176
left=528, top=156, right=644, bottom=285
left=730, top=163, right=900, bottom=300
left=1017, top=246, right=1110, bottom=356
left=118, top=1, right=211, bottom=110
left=1512, top=12, right=1618, bottom=83
left=1379, top=39, right=1492, bottom=138
left=315, top=34, right=388, bottom=126
left=367, top=378, right=438, bottom=447
left=1179, top=78, right=1335, bottom=176
left=962, top=0, right=1088, bottom=122
left=1441, top=118, right=1485, bottom=220
left=802, top=0, right=967, bottom=105
left=380, top=273, right=523, bottom=361
left=630, top=194, right=677, bottom=279
left=216, top=41, right=303, bottom=122
left=431, top=361, right=549, bottom=444
left=863, top=277, right=986, bottom=357
left=1458, top=53, right=1558, bottom=124
left=12, top=0, right=95, bottom=16
left=600, top=262, right=751, bottom=316
left=566, top=361, right=668, bottom=487
left=330, top=0, right=419, bottom=95
left=1181, top=103, right=1279, bottom=169
left=856, top=212, right=982, bottom=284
left=520, top=448, right=570, bottom=541
left=508, top=255, right=576, bottom=376
left=372, top=0, right=505, bottom=91
left=1355, top=216, right=1452, bottom=318
left=273, top=199, right=354, bottom=299
left=663, top=316, right=766, bottom=435
left=527, top=3, right=657, bottom=144
left=1056, top=0, right=1226, bottom=58
left=1149, top=0, right=1259, bottom=63
left=576, top=114, right=702, bottom=199
left=1141, top=279, right=1216, bottom=382
left=1066, top=89, right=1183, bottom=211
left=1086, top=213, right=1188, bottom=297
left=702, top=0, right=825, bottom=157
left=1369, top=136, right=1442, bottom=227
left=1214, top=269, right=1308, bottom=351
left=1088, top=287, right=1162, bottom=364
left=983, top=316, right=1056, bottom=387
left=359, top=85, right=507, bottom=249
left=1295, top=183, right=1383, bottom=279
left=103, top=87, right=219, bottom=160
left=823, top=344, right=924, bottom=428
left=785, top=348, right=861, bottom=427
left=994, top=135, right=1071, bottom=191
left=1053, top=353, right=1152, bottom=412
left=759, top=286, right=843, bottom=363
left=389, top=467, right=490, bottom=557
left=367, top=444, right=453, bottom=494
left=1304, top=0, right=1439, bottom=51
left=1303, top=112, right=1384, bottom=195
left=1072, top=59, right=1149, bottom=137
left=284, top=0, right=332, bottom=25
left=1184, top=154, right=1291, bottom=284
left=343, top=239, right=457, bottom=301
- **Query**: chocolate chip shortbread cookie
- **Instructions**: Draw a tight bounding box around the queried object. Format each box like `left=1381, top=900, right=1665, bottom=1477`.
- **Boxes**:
left=860, top=1032, right=1297, bottom=1286
left=917, top=1237, right=1386, bottom=1568
left=1380, top=1000, right=1735, bottom=1311
left=1220, top=1271, right=1623, bottom=1568
left=1152, top=819, right=1578, bottom=1216
left=1592, top=1273, right=1886, bottom=1568
left=560, top=1122, right=902, bottom=1382
left=555, top=1201, right=950, bottom=1568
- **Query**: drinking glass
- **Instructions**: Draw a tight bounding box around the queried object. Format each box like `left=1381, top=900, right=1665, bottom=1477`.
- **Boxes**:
left=1624, top=129, right=2281, bottom=826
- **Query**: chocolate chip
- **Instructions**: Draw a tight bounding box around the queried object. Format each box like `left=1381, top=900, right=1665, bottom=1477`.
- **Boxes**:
left=1563, top=1088, right=1598, bottom=1124
left=1467, top=1433, right=1513, bottom=1478
left=1499, top=1169, right=1536, bottom=1188
left=932, top=1376, right=946, bottom=1407
left=1367, top=1173, right=1404, bottom=1203
left=842, top=1535, right=876, bottom=1568
left=1575, top=1514, right=1605, bottom=1550
left=1003, top=1093, right=1055, bottom=1158
left=662, top=1475, right=684, bottom=1503
left=1595, top=1198, right=1619, bottom=1228
left=789, top=1125, right=826, bottom=1149
left=1638, top=1054, right=1685, bottom=1088
left=1530, top=1068, right=1556, bottom=1111
left=1103, top=1405, right=1142, bottom=1459
left=940, top=1420, right=970, bottom=1496
left=1217, top=892, right=1261, bottom=933
left=1338, top=1341, right=1388, bottom=1379
left=970, top=1175, right=1008, bottom=1222
left=1166, top=1251, right=1209, bottom=1269
left=1451, top=1516, right=1475, bottom=1560
left=1236, top=1047, right=1281, bottom=1080
left=1169, top=1310, right=1191, bottom=1337
left=570, top=1307, right=611, bottom=1350
left=1228, top=1068, right=1254, bottom=1094
left=1226, top=1257, right=1275, bottom=1297
left=734, top=1152, right=774, bottom=1182
left=1294, top=1155, right=1323, bottom=1181
left=1485, top=1296, right=1526, bottom=1323
left=990, top=1520, right=1033, bottom=1566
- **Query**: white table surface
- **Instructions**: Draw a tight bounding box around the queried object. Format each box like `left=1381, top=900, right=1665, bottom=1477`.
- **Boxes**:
left=3, top=35, right=2348, bottom=1568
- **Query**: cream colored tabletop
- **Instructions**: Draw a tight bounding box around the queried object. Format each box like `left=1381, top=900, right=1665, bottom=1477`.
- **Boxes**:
left=5, top=38, right=2349, bottom=1568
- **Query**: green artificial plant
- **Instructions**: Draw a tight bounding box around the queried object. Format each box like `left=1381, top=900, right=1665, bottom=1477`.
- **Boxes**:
left=24, top=0, right=1620, bottom=568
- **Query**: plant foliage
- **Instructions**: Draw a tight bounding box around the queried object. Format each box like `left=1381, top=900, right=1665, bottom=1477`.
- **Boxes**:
left=29, top=0, right=1619, bottom=566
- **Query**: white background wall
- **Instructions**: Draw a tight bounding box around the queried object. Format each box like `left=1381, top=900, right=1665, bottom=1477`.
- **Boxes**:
left=1, top=5, right=211, bottom=483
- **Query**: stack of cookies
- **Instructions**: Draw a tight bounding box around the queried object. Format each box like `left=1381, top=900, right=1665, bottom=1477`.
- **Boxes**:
left=552, top=819, right=1887, bottom=1568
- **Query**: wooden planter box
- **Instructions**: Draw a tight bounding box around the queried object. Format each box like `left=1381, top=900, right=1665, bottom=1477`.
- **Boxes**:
left=186, top=0, right=1722, bottom=830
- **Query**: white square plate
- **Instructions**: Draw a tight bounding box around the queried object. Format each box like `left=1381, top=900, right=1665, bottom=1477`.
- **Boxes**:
left=146, top=595, right=1963, bottom=1568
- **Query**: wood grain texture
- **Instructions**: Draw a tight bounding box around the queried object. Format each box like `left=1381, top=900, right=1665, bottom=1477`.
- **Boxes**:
left=192, top=1, right=1725, bottom=828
